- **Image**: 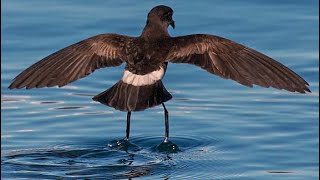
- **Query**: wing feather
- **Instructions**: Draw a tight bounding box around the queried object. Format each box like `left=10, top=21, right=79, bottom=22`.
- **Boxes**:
left=9, top=34, right=134, bottom=89
left=166, top=34, right=310, bottom=93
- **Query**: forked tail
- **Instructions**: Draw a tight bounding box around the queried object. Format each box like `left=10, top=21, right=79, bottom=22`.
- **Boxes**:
left=92, top=80, right=172, bottom=112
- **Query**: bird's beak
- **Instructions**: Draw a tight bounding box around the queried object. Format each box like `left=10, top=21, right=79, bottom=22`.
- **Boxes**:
left=169, top=20, right=175, bottom=29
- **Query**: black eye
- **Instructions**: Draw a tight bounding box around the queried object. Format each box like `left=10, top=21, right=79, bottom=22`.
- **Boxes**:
left=161, top=12, right=172, bottom=21
left=163, top=12, right=172, bottom=17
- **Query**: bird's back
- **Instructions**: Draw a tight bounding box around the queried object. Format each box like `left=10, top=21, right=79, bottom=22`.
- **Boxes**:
left=124, top=37, right=172, bottom=75
left=92, top=37, right=173, bottom=112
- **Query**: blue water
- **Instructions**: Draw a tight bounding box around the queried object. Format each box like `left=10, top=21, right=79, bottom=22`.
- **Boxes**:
left=1, top=0, right=319, bottom=179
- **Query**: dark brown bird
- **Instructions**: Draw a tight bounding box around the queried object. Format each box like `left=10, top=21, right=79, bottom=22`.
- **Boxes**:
left=8, top=5, right=310, bottom=143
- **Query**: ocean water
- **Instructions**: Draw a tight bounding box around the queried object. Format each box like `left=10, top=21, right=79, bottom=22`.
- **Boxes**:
left=1, top=0, right=319, bottom=179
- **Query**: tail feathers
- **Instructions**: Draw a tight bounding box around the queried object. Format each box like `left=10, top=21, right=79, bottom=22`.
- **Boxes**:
left=92, top=80, right=172, bottom=112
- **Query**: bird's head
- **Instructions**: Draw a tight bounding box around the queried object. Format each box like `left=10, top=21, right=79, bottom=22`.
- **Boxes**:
left=147, top=5, right=175, bottom=29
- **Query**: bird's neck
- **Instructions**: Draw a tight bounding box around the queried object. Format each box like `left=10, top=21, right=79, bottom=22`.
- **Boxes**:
left=141, top=20, right=170, bottom=40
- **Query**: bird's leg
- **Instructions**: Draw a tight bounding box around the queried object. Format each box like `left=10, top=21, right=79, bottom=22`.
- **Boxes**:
left=162, top=103, right=169, bottom=143
left=125, top=111, right=131, bottom=141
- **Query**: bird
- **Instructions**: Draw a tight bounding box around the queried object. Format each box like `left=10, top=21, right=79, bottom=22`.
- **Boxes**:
left=8, top=5, right=310, bottom=144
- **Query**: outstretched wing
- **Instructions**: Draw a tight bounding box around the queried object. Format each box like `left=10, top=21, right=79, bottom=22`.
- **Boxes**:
left=166, top=34, right=310, bottom=93
left=9, top=34, right=134, bottom=89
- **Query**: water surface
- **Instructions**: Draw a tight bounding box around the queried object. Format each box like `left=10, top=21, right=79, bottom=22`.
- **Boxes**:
left=1, top=0, right=319, bottom=179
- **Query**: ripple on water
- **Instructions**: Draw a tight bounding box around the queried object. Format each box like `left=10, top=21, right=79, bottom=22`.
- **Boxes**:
left=69, top=93, right=96, bottom=97
left=1, top=95, right=31, bottom=104
left=1, top=135, right=242, bottom=179
left=30, top=101, right=64, bottom=105
left=51, top=106, right=88, bottom=110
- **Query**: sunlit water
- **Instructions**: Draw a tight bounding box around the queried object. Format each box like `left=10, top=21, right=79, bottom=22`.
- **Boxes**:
left=1, top=0, right=319, bottom=179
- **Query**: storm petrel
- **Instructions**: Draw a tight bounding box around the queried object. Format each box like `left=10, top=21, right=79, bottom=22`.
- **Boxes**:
left=8, top=5, right=310, bottom=143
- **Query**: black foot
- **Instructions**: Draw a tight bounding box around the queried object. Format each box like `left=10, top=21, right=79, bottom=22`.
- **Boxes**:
left=153, top=140, right=180, bottom=153
left=108, top=139, right=140, bottom=152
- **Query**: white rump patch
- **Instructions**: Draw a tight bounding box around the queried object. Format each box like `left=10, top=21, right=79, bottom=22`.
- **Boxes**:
left=122, top=67, right=165, bottom=86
